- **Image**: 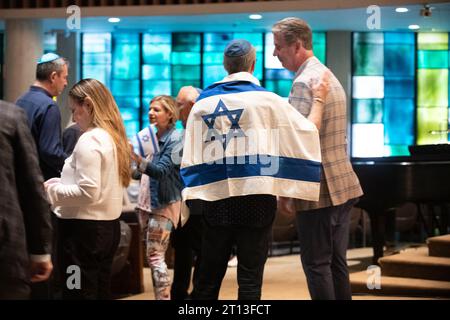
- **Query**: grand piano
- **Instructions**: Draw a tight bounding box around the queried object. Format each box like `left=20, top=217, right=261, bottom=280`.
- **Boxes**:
left=352, top=144, right=450, bottom=264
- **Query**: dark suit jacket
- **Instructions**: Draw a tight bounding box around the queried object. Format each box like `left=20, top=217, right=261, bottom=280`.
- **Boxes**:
left=0, top=100, right=52, bottom=285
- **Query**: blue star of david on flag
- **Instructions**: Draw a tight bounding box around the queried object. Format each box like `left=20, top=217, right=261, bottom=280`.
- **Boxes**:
left=201, top=99, right=245, bottom=150
left=141, top=134, right=150, bottom=142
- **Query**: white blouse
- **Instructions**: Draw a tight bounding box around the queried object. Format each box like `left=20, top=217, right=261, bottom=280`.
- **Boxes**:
left=46, top=127, right=123, bottom=221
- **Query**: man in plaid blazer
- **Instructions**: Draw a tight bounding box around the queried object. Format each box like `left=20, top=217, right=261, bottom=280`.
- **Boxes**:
left=273, top=18, right=363, bottom=300
left=0, top=100, right=53, bottom=299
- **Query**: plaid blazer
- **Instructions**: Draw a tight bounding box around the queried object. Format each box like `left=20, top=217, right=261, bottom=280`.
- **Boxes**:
left=289, top=57, right=363, bottom=211
left=0, top=100, right=52, bottom=284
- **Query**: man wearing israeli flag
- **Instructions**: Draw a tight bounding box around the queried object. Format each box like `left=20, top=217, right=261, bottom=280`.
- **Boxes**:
left=181, top=39, right=328, bottom=300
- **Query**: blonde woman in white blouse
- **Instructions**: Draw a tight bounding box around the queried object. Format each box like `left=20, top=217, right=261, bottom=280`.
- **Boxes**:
left=45, top=79, right=131, bottom=300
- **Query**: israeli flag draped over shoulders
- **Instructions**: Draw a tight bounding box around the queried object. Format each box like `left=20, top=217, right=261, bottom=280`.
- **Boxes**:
left=180, top=72, right=321, bottom=203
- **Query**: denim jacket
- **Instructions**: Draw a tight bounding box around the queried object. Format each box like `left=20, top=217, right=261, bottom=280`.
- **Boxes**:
left=142, top=127, right=183, bottom=209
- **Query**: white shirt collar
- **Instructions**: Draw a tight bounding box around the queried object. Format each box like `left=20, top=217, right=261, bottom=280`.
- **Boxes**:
left=216, top=72, right=261, bottom=86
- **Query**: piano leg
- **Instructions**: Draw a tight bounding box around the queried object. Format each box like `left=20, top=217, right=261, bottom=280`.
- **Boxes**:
left=368, top=210, right=387, bottom=265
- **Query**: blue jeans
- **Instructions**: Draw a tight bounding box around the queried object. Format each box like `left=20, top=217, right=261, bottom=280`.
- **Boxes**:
left=296, top=198, right=358, bottom=300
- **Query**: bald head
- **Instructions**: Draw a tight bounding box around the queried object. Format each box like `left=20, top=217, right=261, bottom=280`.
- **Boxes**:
left=176, top=86, right=200, bottom=128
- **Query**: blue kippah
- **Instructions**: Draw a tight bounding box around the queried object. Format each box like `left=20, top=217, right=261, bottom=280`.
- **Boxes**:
left=38, top=53, right=60, bottom=64
left=224, top=39, right=252, bottom=57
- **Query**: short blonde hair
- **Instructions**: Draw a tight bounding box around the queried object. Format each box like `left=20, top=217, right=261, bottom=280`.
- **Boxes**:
left=150, top=95, right=179, bottom=127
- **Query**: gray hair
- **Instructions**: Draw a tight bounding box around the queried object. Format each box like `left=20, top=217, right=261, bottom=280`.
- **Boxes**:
left=272, top=17, right=313, bottom=50
left=223, top=46, right=256, bottom=74
left=36, top=57, right=69, bottom=82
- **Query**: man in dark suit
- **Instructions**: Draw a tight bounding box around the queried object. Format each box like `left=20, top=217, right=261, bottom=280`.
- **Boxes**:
left=0, top=100, right=53, bottom=299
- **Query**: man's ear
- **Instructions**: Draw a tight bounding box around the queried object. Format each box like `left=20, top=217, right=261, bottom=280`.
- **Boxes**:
left=49, top=71, right=58, bottom=83
left=250, top=60, right=256, bottom=73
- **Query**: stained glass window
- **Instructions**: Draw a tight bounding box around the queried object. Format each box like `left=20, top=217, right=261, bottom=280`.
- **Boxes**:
left=417, top=33, right=449, bottom=144
left=82, top=33, right=111, bottom=87
left=112, top=33, right=140, bottom=136
left=142, top=33, right=172, bottom=128
left=352, top=32, right=415, bottom=157
left=171, top=33, right=201, bottom=95
left=203, top=32, right=263, bottom=87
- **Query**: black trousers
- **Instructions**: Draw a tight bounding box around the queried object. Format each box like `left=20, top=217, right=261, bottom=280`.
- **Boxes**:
left=57, top=218, right=120, bottom=300
left=0, top=279, right=30, bottom=300
left=191, top=223, right=272, bottom=300
left=295, top=198, right=357, bottom=300
left=170, top=213, right=203, bottom=300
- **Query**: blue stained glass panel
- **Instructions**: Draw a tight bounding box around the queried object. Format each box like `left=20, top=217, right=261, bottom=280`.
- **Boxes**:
left=384, top=77, right=414, bottom=98
left=265, top=69, right=294, bottom=80
left=203, top=65, right=227, bottom=86
left=114, top=97, right=140, bottom=109
left=203, top=52, right=224, bottom=64
left=384, top=44, right=415, bottom=77
left=204, top=33, right=232, bottom=46
left=120, top=107, right=139, bottom=121
left=142, top=65, right=171, bottom=80
left=143, top=34, right=171, bottom=44
left=111, top=79, right=140, bottom=96
left=83, top=53, right=111, bottom=64
left=83, top=33, right=111, bottom=53
left=143, top=80, right=171, bottom=97
left=383, top=98, right=414, bottom=145
left=124, top=121, right=139, bottom=137
left=143, top=44, right=171, bottom=64
left=385, top=32, right=415, bottom=45
left=113, top=43, right=140, bottom=79
left=82, top=65, right=110, bottom=86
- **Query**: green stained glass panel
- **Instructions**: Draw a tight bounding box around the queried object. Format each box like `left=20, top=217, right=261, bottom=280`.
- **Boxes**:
left=418, top=51, right=449, bottom=69
left=418, top=33, right=448, bottom=51
left=383, top=145, right=410, bottom=156
left=417, top=69, right=449, bottom=107
left=171, top=52, right=201, bottom=65
left=172, top=80, right=201, bottom=97
left=353, top=33, right=384, bottom=76
left=352, top=99, right=383, bottom=123
left=313, top=32, right=326, bottom=64
left=417, top=107, right=448, bottom=145
left=172, top=65, right=201, bottom=80
left=265, top=80, right=292, bottom=97
left=172, top=33, right=201, bottom=52
left=353, top=43, right=383, bottom=76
